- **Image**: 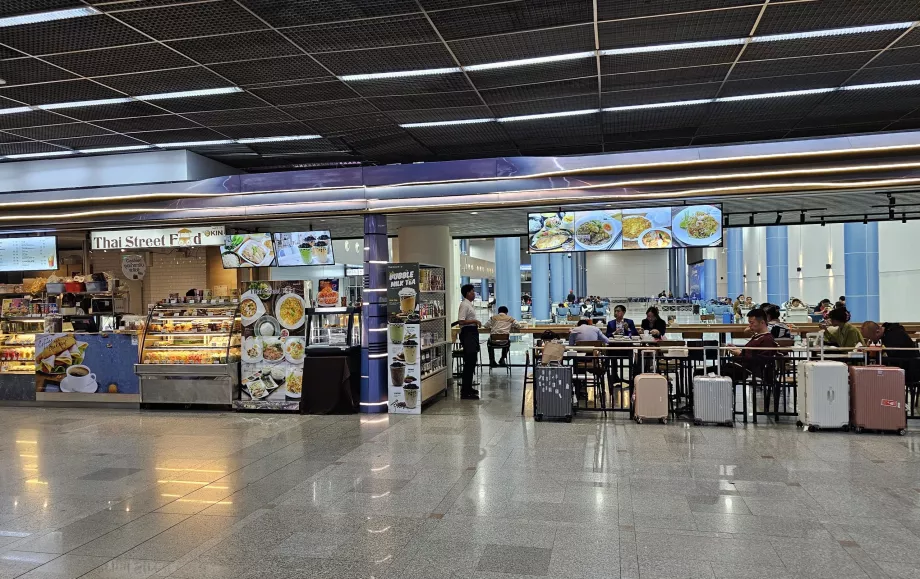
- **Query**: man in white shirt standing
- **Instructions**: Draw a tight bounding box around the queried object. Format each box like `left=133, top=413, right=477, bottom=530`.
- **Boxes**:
left=456, top=284, right=481, bottom=400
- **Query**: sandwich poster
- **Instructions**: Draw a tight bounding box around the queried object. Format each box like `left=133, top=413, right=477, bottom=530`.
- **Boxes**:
left=34, top=333, right=139, bottom=394
left=386, top=263, right=421, bottom=414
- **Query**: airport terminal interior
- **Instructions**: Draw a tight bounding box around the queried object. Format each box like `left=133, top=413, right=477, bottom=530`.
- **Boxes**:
left=1, top=1, right=920, bottom=578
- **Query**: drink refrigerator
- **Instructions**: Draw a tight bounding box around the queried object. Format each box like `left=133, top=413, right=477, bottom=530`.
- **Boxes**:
left=303, top=306, right=362, bottom=412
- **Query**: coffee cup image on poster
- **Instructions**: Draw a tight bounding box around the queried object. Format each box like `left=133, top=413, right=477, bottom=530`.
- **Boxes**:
left=274, top=231, right=335, bottom=266
left=237, top=281, right=305, bottom=410
left=388, top=322, right=421, bottom=414
left=34, top=333, right=139, bottom=394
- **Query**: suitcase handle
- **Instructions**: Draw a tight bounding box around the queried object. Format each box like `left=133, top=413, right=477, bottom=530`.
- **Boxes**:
left=640, top=348, right=657, bottom=373
left=703, top=344, right=721, bottom=375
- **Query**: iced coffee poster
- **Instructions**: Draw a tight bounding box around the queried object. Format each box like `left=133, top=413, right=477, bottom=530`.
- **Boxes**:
left=235, top=280, right=306, bottom=411
left=386, top=263, right=421, bottom=414
left=34, top=333, right=139, bottom=394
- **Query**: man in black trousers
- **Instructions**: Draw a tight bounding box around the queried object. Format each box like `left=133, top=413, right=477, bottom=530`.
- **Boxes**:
left=456, top=283, right=481, bottom=400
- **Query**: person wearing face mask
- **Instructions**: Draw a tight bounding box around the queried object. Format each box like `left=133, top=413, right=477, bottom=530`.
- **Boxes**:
left=605, top=304, right=637, bottom=338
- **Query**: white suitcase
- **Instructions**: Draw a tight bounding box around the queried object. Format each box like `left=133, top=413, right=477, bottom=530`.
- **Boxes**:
left=797, top=360, right=849, bottom=431
left=693, top=346, right=734, bottom=427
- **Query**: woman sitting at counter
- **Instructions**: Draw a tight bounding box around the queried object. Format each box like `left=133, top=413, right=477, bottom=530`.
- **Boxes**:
left=606, top=305, right=637, bottom=338
left=641, top=307, right=667, bottom=339
left=822, top=307, right=861, bottom=349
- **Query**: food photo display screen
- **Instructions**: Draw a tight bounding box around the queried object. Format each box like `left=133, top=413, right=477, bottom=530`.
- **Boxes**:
left=527, top=205, right=722, bottom=253
left=273, top=231, right=335, bottom=267
left=0, top=236, right=58, bottom=272
left=221, top=233, right=276, bottom=268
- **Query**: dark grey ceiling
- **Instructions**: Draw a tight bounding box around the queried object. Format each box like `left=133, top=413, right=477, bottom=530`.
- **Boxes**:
left=1, top=0, right=919, bottom=171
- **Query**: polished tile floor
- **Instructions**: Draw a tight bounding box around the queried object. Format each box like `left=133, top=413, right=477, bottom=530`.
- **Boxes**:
left=1, top=369, right=919, bottom=578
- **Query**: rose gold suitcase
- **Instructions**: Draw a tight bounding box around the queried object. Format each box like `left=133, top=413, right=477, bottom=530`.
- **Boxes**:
left=633, top=350, right=669, bottom=424
left=849, top=364, right=907, bottom=435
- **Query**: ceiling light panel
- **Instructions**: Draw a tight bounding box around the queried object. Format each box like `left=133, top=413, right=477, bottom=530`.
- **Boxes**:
left=77, top=146, right=152, bottom=154
left=600, top=39, right=746, bottom=56
left=339, top=67, right=462, bottom=81
left=751, top=22, right=915, bottom=43
left=498, top=109, right=600, bottom=123
left=137, top=87, right=243, bottom=101
left=0, top=7, right=99, bottom=29
left=4, top=151, right=73, bottom=159
left=237, top=135, right=322, bottom=143
left=464, top=52, right=596, bottom=71
left=38, top=98, right=134, bottom=110
left=401, top=118, right=495, bottom=128
left=156, top=140, right=236, bottom=148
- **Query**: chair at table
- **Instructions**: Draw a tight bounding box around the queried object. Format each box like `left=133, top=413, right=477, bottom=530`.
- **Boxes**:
left=570, top=341, right=606, bottom=412
left=555, top=306, right=568, bottom=322
left=487, top=333, right=512, bottom=376
left=569, top=305, right=582, bottom=318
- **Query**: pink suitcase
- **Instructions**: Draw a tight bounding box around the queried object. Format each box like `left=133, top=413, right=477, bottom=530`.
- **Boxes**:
left=849, top=364, right=907, bottom=435
left=633, top=350, right=669, bottom=424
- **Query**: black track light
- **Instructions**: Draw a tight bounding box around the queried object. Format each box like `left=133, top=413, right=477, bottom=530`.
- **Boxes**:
left=775, top=212, right=782, bottom=224
left=749, top=214, right=754, bottom=225
left=800, top=211, right=805, bottom=224
left=820, top=215, right=826, bottom=227
left=903, top=213, right=908, bottom=224
left=863, top=215, right=868, bottom=225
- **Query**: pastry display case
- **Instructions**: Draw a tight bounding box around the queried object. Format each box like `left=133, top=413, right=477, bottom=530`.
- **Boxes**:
left=135, top=302, right=242, bottom=405
left=0, top=317, right=43, bottom=374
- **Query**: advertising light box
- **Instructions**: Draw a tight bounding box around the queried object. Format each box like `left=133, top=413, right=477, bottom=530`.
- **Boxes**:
left=0, top=236, right=58, bottom=272
left=527, top=205, right=722, bottom=253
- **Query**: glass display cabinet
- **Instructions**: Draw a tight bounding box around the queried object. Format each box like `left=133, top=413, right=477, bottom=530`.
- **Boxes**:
left=135, top=302, right=242, bottom=405
left=306, top=306, right=362, bottom=349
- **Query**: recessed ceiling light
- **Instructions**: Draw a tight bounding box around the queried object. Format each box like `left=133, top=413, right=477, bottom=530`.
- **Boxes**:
left=400, top=118, right=494, bottom=128
left=0, top=7, right=100, bottom=29
left=465, top=52, right=595, bottom=71
left=603, top=99, right=711, bottom=112
left=600, top=38, right=746, bottom=56
left=498, top=109, right=599, bottom=122
left=4, top=151, right=74, bottom=159
left=38, top=97, right=133, bottom=110
left=156, top=140, right=235, bottom=148
left=78, top=145, right=152, bottom=154
left=237, top=135, right=321, bottom=143
left=0, top=106, right=33, bottom=115
left=339, top=67, right=462, bottom=82
left=138, top=87, right=242, bottom=101
left=716, top=88, right=836, bottom=102
left=470, top=212, right=478, bottom=215
left=842, top=79, right=920, bottom=90
left=752, top=22, right=914, bottom=43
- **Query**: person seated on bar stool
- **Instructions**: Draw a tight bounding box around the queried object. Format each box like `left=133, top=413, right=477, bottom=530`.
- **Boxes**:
left=821, top=307, right=860, bottom=349
left=724, top=309, right=780, bottom=385
left=484, top=306, right=520, bottom=367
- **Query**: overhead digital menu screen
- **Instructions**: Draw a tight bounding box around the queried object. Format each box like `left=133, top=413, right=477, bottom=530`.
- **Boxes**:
left=221, top=233, right=276, bottom=268
left=527, top=205, right=722, bottom=253
left=0, top=236, right=58, bottom=272
left=273, top=231, right=335, bottom=266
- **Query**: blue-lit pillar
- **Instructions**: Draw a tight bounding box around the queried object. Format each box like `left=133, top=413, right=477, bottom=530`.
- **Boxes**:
left=702, top=258, right=717, bottom=301
left=726, top=228, right=744, bottom=299
left=766, top=226, right=789, bottom=306
left=562, top=255, right=573, bottom=300
left=361, top=215, right=388, bottom=413
left=495, top=237, right=522, bottom=320
left=480, top=278, right=490, bottom=302
left=459, top=239, right=470, bottom=287
left=844, top=222, right=879, bottom=322
left=574, top=253, right=587, bottom=299
left=549, top=253, right=565, bottom=304
left=531, top=253, right=550, bottom=320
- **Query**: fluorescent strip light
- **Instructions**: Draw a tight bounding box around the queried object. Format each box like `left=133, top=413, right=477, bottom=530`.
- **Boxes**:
left=600, top=38, right=746, bottom=56
left=237, top=135, right=321, bottom=143
left=603, top=99, right=713, bottom=112
left=842, top=79, right=920, bottom=90
left=5, top=151, right=73, bottom=159
left=156, top=140, right=235, bottom=148
left=340, top=67, right=462, bottom=82
left=498, top=109, right=599, bottom=122
left=78, top=145, right=152, bottom=154
left=400, top=118, right=495, bottom=128
left=0, top=7, right=99, bottom=28
left=716, top=88, right=836, bottom=102
left=138, top=87, right=243, bottom=101
left=38, top=97, right=133, bottom=110
left=0, top=107, right=33, bottom=115
left=752, top=22, right=915, bottom=43
left=465, top=52, right=595, bottom=71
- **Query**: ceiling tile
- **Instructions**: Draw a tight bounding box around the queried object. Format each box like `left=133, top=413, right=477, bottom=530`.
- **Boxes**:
left=601, top=83, right=721, bottom=107
left=95, top=115, right=200, bottom=133
left=741, top=30, right=904, bottom=61
left=467, top=59, right=598, bottom=90
left=0, top=79, right=125, bottom=105
left=155, top=91, right=267, bottom=113
left=755, top=0, right=920, bottom=35
left=8, top=122, right=113, bottom=140
left=184, top=107, right=295, bottom=127
left=368, top=91, right=484, bottom=111
left=871, top=45, right=920, bottom=68
left=449, top=25, right=595, bottom=64
left=730, top=52, right=876, bottom=80
left=217, top=122, right=316, bottom=138
left=720, top=71, right=854, bottom=96
left=208, top=55, right=332, bottom=86
left=481, top=77, right=598, bottom=106
left=166, top=31, right=300, bottom=64
left=0, top=57, right=77, bottom=86
left=491, top=94, right=598, bottom=117
left=48, top=134, right=149, bottom=149
left=386, top=105, right=494, bottom=124
left=346, top=74, right=473, bottom=98
left=62, top=101, right=169, bottom=121
left=427, top=0, right=593, bottom=41
left=250, top=80, right=357, bottom=106
left=602, top=65, right=731, bottom=92
left=0, top=141, right=68, bottom=155
left=238, top=0, right=419, bottom=27
left=96, top=67, right=232, bottom=95
left=127, top=127, right=230, bottom=144
left=111, top=1, right=267, bottom=40
left=597, top=0, right=761, bottom=21
left=312, top=43, right=457, bottom=75
left=285, top=14, right=439, bottom=52
left=281, top=99, right=380, bottom=120
left=0, top=1, right=83, bottom=17
left=45, top=43, right=197, bottom=77
left=601, top=45, right=741, bottom=75
left=599, top=7, right=761, bottom=49
left=0, top=15, right=149, bottom=55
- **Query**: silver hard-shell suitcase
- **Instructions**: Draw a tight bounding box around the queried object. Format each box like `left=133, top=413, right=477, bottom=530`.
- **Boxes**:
left=692, top=345, right=734, bottom=427
left=797, top=333, right=849, bottom=432
left=534, top=363, right=573, bottom=422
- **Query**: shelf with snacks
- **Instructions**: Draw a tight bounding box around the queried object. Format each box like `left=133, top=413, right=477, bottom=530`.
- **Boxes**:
left=419, top=265, right=448, bottom=403
left=0, top=318, right=41, bottom=375
left=135, top=302, right=242, bottom=406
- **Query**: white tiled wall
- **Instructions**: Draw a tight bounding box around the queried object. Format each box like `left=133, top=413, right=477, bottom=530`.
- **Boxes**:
left=89, top=248, right=208, bottom=311
left=787, top=224, right=844, bottom=307
left=586, top=250, right=669, bottom=297
left=880, top=221, right=920, bottom=322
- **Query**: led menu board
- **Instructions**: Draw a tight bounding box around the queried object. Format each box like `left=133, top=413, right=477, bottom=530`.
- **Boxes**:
left=527, top=205, right=722, bottom=253
left=0, top=236, right=58, bottom=272
left=273, top=231, right=335, bottom=266
left=221, top=233, right=276, bottom=268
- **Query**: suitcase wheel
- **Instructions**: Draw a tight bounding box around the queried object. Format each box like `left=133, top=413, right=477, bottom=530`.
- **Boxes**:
left=854, top=426, right=864, bottom=434
left=693, top=419, right=702, bottom=426
left=535, top=413, right=543, bottom=422
left=565, top=415, right=572, bottom=423
left=636, top=417, right=643, bottom=424
left=725, top=421, right=734, bottom=428
left=796, top=420, right=803, bottom=427
left=899, top=428, right=907, bottom=436
left=660, top=418, right=667, bottom=425
left=808, top=425, right=818, bottom=432
left=841, top=425, right=849, bottom=432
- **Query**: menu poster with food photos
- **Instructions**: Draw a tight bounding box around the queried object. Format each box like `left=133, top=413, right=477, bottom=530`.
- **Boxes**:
left=234, top=280, right=306, bottom=411
left=386, top=264, right=421, bottom=414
